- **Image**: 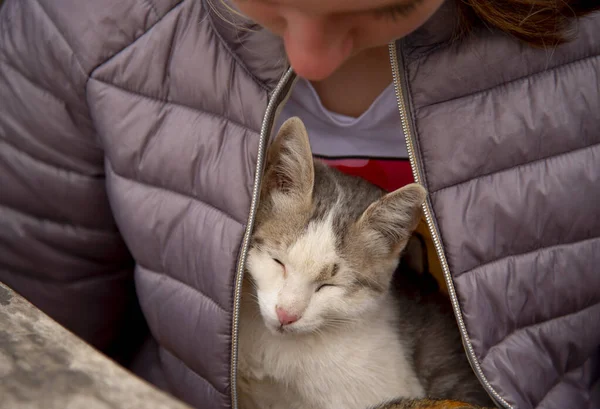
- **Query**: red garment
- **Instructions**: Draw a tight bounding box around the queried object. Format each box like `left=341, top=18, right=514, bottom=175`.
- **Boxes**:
left=318, top=157, right=414, bottom=192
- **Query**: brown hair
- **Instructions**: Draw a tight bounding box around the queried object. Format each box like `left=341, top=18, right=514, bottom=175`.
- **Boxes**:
left=457, top=0, right=600, bottom=47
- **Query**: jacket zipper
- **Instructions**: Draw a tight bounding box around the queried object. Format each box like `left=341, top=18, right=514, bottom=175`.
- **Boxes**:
left=230, top=68, right=296, bottom=409
left=388, top=41, right=512, bottom=409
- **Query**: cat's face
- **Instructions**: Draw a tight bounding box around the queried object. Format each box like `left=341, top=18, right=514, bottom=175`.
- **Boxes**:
left=246, top=117, right=426, bottom=336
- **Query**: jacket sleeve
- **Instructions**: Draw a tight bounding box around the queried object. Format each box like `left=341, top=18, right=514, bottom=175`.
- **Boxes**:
left=0, top=0, right=145, bottom=360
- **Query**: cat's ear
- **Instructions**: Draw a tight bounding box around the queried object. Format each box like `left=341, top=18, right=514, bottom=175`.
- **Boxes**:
left=263, top=117, right=314, bottom=200
left=356, top=184, right=427, bottom=255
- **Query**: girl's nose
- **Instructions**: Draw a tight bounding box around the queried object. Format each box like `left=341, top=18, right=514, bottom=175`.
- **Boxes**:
left=281, top=12, right=353, bottom=80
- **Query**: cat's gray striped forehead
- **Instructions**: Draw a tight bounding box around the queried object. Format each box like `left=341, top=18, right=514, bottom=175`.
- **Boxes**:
left=310, top=161, right=384, bottom=244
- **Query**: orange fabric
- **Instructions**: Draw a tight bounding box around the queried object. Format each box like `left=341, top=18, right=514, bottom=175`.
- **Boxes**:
left=415, top=217, right=447, bottom=294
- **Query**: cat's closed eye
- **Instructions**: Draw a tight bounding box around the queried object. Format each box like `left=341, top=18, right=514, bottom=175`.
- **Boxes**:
left=273, top=258, right=287, bottom=277
left=316, top=284, right=335, bottom=292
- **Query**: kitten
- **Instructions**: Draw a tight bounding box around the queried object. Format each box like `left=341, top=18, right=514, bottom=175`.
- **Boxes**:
left=237, top=117, right=494, bottom=409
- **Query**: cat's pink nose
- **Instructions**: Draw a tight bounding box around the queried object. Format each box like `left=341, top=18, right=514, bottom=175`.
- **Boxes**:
left=276, top=307, right=300, bottom=326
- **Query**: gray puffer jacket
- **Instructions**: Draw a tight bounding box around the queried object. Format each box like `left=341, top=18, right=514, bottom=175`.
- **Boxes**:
left=0, top=0, right=599, bottom=408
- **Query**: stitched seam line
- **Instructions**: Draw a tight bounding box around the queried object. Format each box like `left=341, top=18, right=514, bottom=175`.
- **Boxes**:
left=85, top=0, right=185, bottom=151
left=159, top=345, right=229, bottom=397
left=139, top=265, right=228, bottom=314
left=135, top=237, right=239, bottom=314
left=0, top=201, right=119, bottom=236
left=140, top=0, right=160, bottom=19
left=202, top=0, right=271, bottom=93
left=30, top=0, right=88, bottom=81
left=0, top=139, right=104, bottom=181
left=537, top=363, right=589, bottom=407
left=456, top=235, right=600, bottom=278
left=0, top=57, right=89, bottom=118
left=89, top=0, right=185, bottom=77
left=0, top=265, right=131, bottom=285
left=421, top=51, right=600, bottom=109
left=90, top=77, right=260, bottom=134
left=16, top=0, right=101, bottom=151
left=89, top=0, right=269, bottom=109
left=106, top=161, right=245, bottom=227
left=432, top=140, right=600, bottom=196
left=483, top=301, right=600, bottom=364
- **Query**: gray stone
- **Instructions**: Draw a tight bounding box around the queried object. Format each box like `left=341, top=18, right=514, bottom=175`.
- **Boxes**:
left=0, top=282, right=192, bottom=409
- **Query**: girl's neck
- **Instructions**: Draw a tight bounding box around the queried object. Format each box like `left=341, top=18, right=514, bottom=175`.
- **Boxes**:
left=310, top=45, right=393, bottom=118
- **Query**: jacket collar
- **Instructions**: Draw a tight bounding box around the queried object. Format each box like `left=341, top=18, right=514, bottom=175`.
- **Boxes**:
left=404, top=0, right=459, bottom=50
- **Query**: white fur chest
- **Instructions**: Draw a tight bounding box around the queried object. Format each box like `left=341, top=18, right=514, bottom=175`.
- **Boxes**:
left=238, top=300, right=425, bottom=409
